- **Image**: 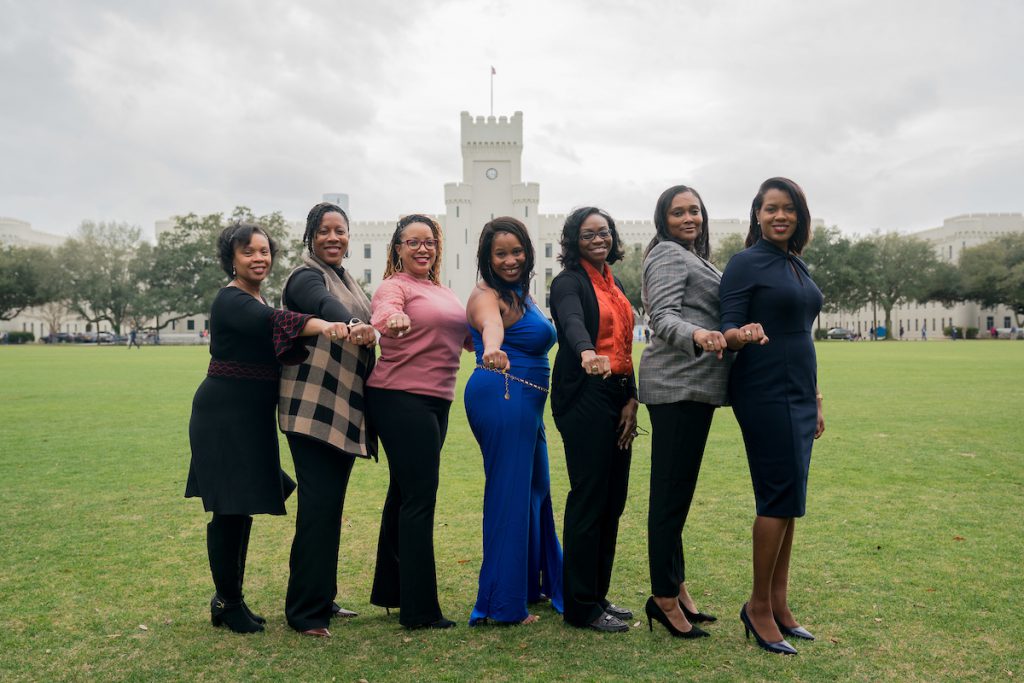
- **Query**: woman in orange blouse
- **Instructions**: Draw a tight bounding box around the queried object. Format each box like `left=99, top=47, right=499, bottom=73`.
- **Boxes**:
left=549, top=207, right=639, bottom=633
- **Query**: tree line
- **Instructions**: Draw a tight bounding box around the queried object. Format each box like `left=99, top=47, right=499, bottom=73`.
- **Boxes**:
left=0, top=208, right=300, bottom=336
left=3, top=214, right=1022, bottom=340
left=614, top=228, right=1024, bottom=340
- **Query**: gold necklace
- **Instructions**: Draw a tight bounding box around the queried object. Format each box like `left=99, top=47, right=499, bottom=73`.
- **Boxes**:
left=475, top=364, right=549, bottom=400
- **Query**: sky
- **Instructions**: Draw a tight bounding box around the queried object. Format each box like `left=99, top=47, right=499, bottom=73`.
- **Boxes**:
left=2, top=0, right=1022, bottom=241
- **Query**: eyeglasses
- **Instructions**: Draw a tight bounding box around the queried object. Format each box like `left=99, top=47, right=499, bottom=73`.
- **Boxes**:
left=579, top=229, right=611, bottom=242
left=401, top=238, right=438, bottom=250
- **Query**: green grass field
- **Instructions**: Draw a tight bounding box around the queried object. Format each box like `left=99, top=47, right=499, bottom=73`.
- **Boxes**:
left=1, top=341, right=1021, bottom=682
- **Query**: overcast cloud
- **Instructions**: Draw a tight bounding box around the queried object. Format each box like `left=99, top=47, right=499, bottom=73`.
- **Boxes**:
left=2, top=0, right=1021, bottom=239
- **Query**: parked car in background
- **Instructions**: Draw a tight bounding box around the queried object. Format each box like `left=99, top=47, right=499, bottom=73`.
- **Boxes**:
left=826, top=327, right=855, bottom=340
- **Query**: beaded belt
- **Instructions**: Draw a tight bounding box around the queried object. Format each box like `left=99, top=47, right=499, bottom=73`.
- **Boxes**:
left=207, top=359, right=278, bottom=381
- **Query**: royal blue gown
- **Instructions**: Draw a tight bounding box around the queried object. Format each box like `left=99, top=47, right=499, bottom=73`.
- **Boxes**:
left=719, top=239, right=824, bottom=518
left=466, top=301, right=565, bottom=624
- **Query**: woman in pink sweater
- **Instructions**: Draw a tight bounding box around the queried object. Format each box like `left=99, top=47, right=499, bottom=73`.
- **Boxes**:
left=366, top=214, right=469, bottom=629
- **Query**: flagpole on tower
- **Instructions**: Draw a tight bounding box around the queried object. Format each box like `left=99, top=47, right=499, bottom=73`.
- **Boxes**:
left=490, top=66, right=495, bottom=116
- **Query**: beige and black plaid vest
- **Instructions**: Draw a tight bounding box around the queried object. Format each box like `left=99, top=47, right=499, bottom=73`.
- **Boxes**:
left=278, top=254, right=377, bottom=459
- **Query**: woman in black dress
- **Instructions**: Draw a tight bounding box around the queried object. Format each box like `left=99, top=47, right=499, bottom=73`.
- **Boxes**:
left=719, top=178, right=825, bottom=655
left=549, top=207, right=638, bottom=633
left=277, top=202, right=379, bottom=637
left=185, top=222, right=350, bottom=634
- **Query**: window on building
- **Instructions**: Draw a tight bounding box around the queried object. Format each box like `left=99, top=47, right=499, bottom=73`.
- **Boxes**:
left=456, top=254, right=460, bottom=269
left=986, top=316, right=994, bottom=330
left=204, top=320, right=210, bottom=330
left=364, top=244, right=371, bottom=259
left=465, top=228, right=468, bottom=244
left=1005, top=316, right=1012, bottom=328
left=932, top=318, right=936, bottom=331
left=525, top=206, right=529, bottom=218
left=545, top=292, right=550, bottom=308
left=187, top=320, right=195, bottom=331
left=545, top=268, right=552, bottom=283
left=948, top=245, right=953, bottom=259
left=545, top=243, right=552, bottom=258
left=456, top=205, right=460, bottom=218
left=171, top=321, right=176, bottom=331
left=363, top=269, right=372, bottom=283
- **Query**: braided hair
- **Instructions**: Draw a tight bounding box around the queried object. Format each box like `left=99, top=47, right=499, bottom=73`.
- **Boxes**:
left=383, top=214, right=443, bottom=283
left=302, top=202, right=349, bottom=256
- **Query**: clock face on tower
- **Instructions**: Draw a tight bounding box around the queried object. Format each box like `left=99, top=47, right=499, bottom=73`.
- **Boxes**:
left=485, top=167, right=498, bottom=180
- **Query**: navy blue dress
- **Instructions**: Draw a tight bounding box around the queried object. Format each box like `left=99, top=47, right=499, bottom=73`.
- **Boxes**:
left=465, top=301, right=564, bottom=624
left=719, top=239, right=823, bottom=518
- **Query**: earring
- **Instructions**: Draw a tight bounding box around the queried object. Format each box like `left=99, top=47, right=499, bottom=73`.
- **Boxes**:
left=394, top=257, right=403, bottom=272
left=232, top=265, right=236, bottom=277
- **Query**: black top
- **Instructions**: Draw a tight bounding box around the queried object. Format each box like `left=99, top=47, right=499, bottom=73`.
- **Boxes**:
left=284, top=266, right=354, bottom=322
left=549, top=267, right=637, bottom=417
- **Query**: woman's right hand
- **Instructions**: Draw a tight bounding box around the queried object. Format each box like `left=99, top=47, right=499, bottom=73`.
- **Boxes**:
left=382, top=313, right=411, bottom=338
left=580, top=349, right=611, bottom=379
left=318, top=320, right=350, bottom=343
left=693, top=328, right=728, bottom=360
left=482, top=346, right=510, bottom=372
left=726, top=323, right=769, bottom=349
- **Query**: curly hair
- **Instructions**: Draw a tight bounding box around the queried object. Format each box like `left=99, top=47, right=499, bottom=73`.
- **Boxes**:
left=382, top=214, right=443, bottom=283
left=557, top=207, right=624, bottom=271
left=302, top=202, right=349, bottom=257
left=476, top=216, right=535, bottom=313
left=644, top=185, right=710, bottom=260
left=217, top=221, right=278, bottom=278
left=745, top=177, right=812, bottom=254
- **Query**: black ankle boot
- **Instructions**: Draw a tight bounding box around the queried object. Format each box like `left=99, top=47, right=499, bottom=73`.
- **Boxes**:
left=211, top=596, right=264, bottom=634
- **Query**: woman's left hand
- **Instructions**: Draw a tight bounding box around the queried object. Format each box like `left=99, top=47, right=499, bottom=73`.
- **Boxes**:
left=347, top=323, right=377, bottom=348
left=616, top=399, right=639, bottom=450
left=815, top=402, right=825, bottom=439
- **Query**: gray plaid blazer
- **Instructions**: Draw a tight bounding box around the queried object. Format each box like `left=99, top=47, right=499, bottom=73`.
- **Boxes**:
left=639, top=240, right=732, bottom=406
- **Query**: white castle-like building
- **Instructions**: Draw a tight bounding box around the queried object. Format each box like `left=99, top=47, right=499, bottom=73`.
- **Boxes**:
left=3, top=111, right=1022, bottom=340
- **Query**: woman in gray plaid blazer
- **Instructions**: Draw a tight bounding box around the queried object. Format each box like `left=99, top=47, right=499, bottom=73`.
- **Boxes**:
left=639, top=185, right=731, bottom=639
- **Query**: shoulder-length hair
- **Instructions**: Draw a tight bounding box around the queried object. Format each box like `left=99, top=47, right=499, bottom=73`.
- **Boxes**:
left=217, top=221, right=278, bottom=278
left=745, top=177, right=812, bottom=254
left=382, top=214, right=443, bottom=283
left=644, top=185, right=710, bottom=260
left=557, top=206, right=624, bottom=271
left=302, top=202, right=349, bottom=256
left=477, top=216, right=535, bottom=313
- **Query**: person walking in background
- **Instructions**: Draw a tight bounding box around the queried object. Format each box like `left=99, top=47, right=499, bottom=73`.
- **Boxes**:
left=277, top=202, right=379, bottom=638
left=549, top=207, right=638, bottom=633
left=465, top=217, right=563, bottom=626
left=921, top=325, right=927, bottom=341
left=366, top=214, right=469, bottom=630
left=185, top=222, right=350, bottom=635
left=640, top=185, right=729, bottom=640
left=128, top=329, right=141, bottom=349
left=720, top=178, right=825, bottom=656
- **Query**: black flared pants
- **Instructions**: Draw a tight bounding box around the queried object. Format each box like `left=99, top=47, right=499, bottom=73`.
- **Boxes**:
left=366, top=387, right=451, bottom=627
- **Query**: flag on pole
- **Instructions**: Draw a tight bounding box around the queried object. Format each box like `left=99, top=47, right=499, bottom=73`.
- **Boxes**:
left=491, top=66, right=496, bottom=75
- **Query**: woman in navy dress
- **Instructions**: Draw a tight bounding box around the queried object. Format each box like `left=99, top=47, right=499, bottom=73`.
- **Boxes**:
left=465, top=217, right=564, bottom=625
left=719, top=178, right=825, bottom=655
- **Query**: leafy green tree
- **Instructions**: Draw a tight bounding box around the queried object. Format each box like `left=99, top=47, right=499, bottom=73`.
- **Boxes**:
left=0, top=245, right=56, bottom=320
left=710, top=233, right=745, bottom=270
left=958, top=233, right=1024, bottom=325
left=60, top=221, right=146, bottom=334
left=859, top=232, right=941, bottom=340
left=803, top=226, right=872, bottom=328
left=614, top=242, right=646, bottom=320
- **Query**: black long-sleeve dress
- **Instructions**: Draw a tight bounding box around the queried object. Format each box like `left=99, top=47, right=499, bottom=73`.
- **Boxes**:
left=719, top=239, right=823, bottom=518
left=185, top=286, right=311, bottom=515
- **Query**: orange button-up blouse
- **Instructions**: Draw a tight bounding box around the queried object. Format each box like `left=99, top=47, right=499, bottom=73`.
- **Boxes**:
left=581, top=259, right=634, bottom=375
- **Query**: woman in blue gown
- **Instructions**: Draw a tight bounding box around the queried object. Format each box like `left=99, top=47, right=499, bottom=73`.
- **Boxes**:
left=465, top=217, right=564, bottom=625
left=719, top=177, right=825, bottom=655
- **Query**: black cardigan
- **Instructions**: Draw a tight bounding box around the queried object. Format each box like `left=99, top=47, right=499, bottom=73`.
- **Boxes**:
left=549, top=267, right=638, bottom=417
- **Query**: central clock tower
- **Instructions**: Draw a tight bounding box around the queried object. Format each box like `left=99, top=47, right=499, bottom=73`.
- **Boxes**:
left=443, top=111, right=540, bottom=302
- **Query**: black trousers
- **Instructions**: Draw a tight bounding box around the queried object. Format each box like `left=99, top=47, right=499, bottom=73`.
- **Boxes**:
left=284, top=433, right=356, bottom=631
left=366, top=387, right=451, bottom=627
left=647, top=400, right=715, bottom=597
left=554, top=377, right=633, bottom=627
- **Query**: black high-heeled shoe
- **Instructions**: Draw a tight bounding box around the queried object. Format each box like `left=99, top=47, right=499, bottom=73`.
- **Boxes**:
left=211, top=596, right=264, bottom=634
left=740, top=603, right=796, bottom=655
left=775, top=617, right=815, bottom=641
left=406, top=617, right=456, bottom=630
left=678, top=599, right=718, bottom=623
left=645, top=597, right=709, bottom=639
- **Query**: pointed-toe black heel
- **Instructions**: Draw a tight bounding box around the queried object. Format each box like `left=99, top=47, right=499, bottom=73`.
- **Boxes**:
left=740, top=603, right=796, bottom=655
left=645, top=597, right=709, bottom=639
left=210, top=597, right=264, bottom=634
left=212, top=593, right=265, bottom=625
left=679, top=599, right=718, bottom=624
left=775, top=617, right=815, bottom=641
